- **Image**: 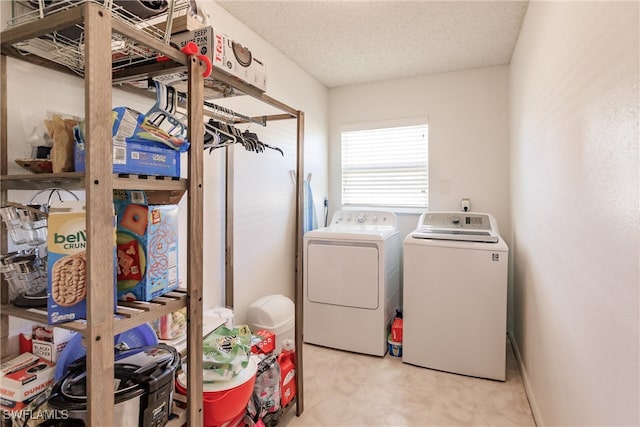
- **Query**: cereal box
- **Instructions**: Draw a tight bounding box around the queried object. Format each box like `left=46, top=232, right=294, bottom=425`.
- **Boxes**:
left=46, top=200, right=117, bottom=324
left=0, top=353, right=55, bottom=411
left=114, top=190, right=179, bottom=301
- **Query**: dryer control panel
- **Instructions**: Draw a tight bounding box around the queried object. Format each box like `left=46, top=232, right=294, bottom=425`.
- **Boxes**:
left=331, top=210, right=397, bottom=229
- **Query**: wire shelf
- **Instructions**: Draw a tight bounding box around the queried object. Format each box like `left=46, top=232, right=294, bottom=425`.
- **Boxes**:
left=5, top=0, right=192, bottom=76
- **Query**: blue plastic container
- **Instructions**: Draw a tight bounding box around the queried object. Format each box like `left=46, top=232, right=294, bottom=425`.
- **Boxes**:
left=388, top=339, right=402, bottom=357
left=55, top=323, right=158, bottom=380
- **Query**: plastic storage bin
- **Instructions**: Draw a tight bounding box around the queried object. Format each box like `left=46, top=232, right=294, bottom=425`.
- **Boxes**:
left=247, top=295, right=294, bottom=354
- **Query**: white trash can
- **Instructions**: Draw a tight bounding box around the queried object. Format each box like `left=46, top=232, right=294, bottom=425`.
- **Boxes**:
left=247, top=295, right=294, bottom=355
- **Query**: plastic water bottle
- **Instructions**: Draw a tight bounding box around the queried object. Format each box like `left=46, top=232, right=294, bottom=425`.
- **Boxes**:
left=278, top=339, right=296, bottom=408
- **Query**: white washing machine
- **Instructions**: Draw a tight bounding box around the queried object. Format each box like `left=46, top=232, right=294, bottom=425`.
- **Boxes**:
left=303, top=210, right=400, bottom=356
left=403, top=212, right=509, bottom=381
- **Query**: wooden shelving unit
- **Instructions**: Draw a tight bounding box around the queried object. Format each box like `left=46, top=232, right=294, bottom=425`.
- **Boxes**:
left=0, top=290, right=188, bottom=335
left=1, top=1, right=306, bottom=425
left=0, top=3, right=205, bottom=425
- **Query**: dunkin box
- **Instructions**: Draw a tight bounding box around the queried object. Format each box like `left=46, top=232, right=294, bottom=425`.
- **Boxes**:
left=0, top=353, right=55, bottom=411
left=47, top=200, right=117, bottom=324
left=114, top=190, right=179, bottom=301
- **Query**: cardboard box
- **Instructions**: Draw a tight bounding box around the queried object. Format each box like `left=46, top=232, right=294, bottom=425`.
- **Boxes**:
left=154, top=15, right=204, bottom=34
left=251, top=330, right=276, bottom=355
left=172, top=27, right=267, bottom=91
left=47, top=200, right=117, bottom=324
left=75, top=138, right=181, bottom=177
left=74, top=107, right=185, bottom=178
left=31, top=324, right=76, bottom=363
left=114, top=190, right=179, bottom=301
left=0, top=353, right=55, bottom=411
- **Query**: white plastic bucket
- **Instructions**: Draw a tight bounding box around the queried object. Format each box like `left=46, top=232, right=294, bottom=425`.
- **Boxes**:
left=247, top=295, right=294, bottom=354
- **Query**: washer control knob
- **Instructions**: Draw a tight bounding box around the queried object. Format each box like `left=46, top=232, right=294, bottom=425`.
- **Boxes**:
left=452, top=217, right=460, bottom=224
left=357, top=214, right=366, bottom=223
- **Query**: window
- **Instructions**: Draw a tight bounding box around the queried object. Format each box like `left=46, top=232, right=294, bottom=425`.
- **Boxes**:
left=341, top=121, right=428, bottom=209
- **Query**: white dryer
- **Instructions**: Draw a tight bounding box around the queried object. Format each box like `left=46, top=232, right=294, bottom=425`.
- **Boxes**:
left=303, top=210, right=400, bottom=356
left=403, top=212, right=509, bottom=381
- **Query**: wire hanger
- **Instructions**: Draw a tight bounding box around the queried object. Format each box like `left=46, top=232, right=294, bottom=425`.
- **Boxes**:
left=204, top=119, right=237, bottom=152
left=242, top=129, right=284, bottom=156
left=152, top=88, right=283, bottom=156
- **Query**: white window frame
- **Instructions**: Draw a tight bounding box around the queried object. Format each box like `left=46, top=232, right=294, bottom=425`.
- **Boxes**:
left=340, top=118, right=429, bottom=213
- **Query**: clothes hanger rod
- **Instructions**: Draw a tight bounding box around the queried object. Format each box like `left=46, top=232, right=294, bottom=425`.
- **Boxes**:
left=202, top=100, right=266, bottom=127
left=175, top=90, right=266, bottom=127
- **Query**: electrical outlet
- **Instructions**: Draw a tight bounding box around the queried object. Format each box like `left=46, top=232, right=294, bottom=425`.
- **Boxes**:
left=461, top=198, right=471, bottom=212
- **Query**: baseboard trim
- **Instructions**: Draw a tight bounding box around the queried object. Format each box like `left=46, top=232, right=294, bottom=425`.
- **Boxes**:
left=509, top=330, right=543, bottom=426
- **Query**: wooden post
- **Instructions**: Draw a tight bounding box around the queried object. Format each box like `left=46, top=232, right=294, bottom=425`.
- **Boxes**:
left=295, top=110, right=305, bottom=415
left=225, top=145, right=235, bottom=308
left=1, top=54, right=9, bottom=360
left=186, top=55, right=205, bottom=427
left=83, top=3, right=115, bottom=426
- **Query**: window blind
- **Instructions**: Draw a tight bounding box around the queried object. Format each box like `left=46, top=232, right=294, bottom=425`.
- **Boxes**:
left=341, top=123, right=428, bottom=209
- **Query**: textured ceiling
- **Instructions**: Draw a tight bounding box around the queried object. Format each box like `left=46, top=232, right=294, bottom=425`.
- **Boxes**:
left=215, top=0, right=529, bottom=88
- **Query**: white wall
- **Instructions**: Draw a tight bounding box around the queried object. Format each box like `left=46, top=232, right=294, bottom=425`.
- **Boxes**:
left=328, top=66, right=511, bottom=312
left=329, top=66, right=511, bottom=239
left=510, top=2, right=639, bottom=426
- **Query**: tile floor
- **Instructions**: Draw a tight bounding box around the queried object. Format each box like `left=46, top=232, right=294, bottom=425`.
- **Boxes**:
left=280, top=340, right=535, bottom=426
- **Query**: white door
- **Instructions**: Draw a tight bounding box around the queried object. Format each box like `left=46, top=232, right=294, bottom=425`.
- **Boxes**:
left=307, top=242, right=379, bottom=309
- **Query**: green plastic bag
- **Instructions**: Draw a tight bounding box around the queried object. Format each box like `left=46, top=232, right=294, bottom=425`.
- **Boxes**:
left=202, top=324, right=251, bottom=382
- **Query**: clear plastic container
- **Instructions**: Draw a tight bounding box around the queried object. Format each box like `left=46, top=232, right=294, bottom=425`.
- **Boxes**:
left=22, top=217, right=47, bottom=246
left=7, top=219, right=29, bottom=244
left=10, top=254, right=47, bottom=294
left=0, top=253, right=22, bottom=294
left=0, top=206, right=21, bottom=222
left=3, top=269, right=24, bottom=295
left=14, top=270, right=46, bottom=294
left=1, top=206, right=28, bottom=245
